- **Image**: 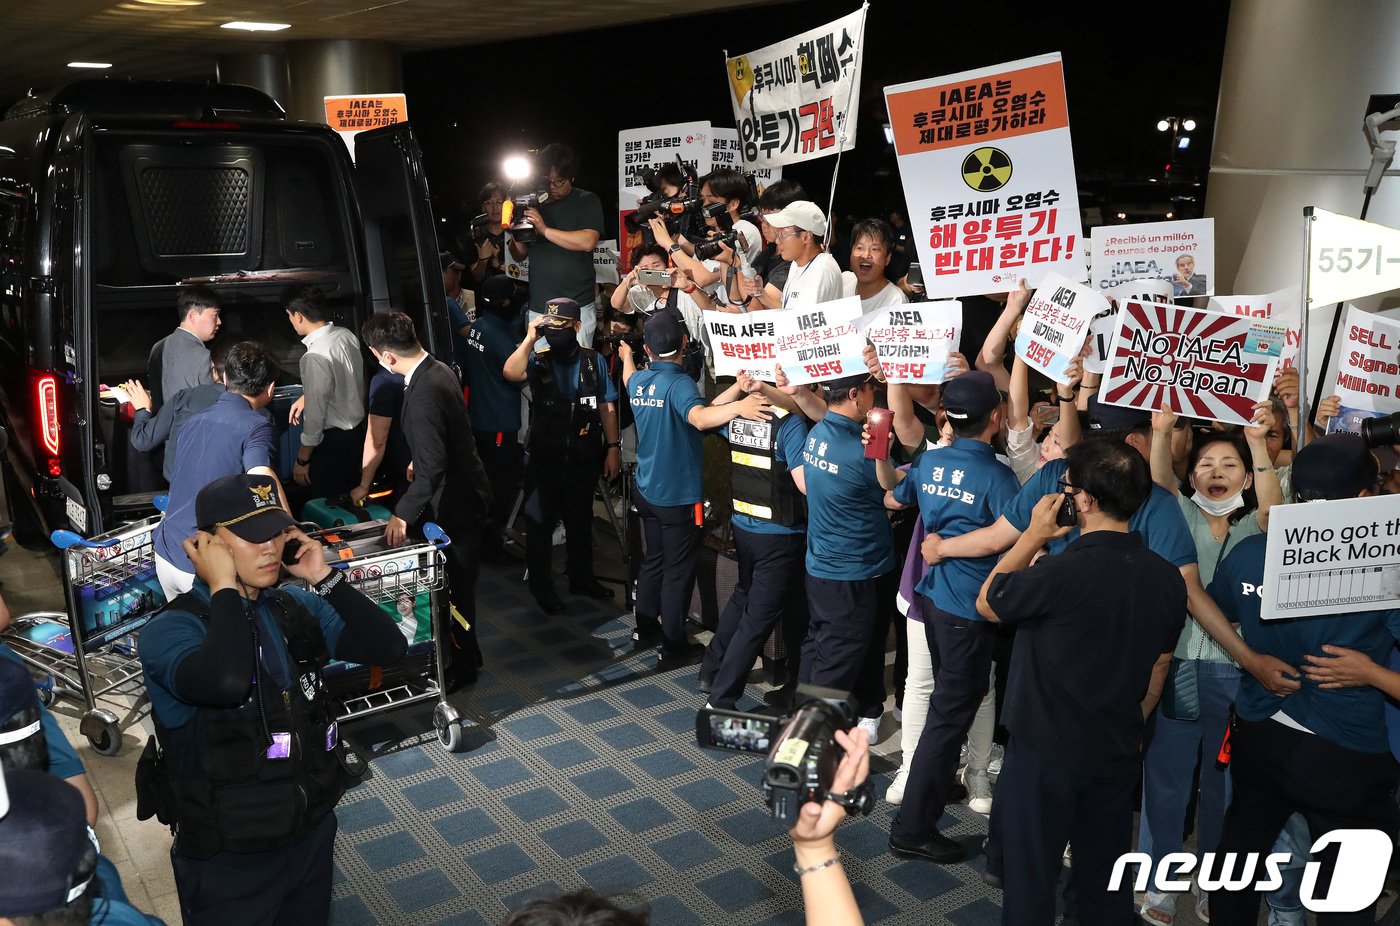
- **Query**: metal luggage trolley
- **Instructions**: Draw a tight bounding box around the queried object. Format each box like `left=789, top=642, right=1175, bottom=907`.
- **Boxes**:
left=297, top=521, right=467, bottom=752
left=3, top=517, right=165, bottom=756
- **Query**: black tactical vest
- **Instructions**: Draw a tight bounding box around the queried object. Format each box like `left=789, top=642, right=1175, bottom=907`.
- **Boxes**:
left=728, top=410, right=805, bottom=527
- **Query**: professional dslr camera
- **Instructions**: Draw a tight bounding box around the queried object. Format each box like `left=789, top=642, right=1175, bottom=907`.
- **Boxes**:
left=696, top=685, right=875, bottom=827
left=501, top=192, right=550, bottom=244
left=691, top=174, right=763, bottom=261
left=624, top=156, right=705, bottom=244
left=468, top=213, right=494, bottom=244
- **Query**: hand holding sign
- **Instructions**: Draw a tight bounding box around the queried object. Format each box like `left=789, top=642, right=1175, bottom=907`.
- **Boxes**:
left=1012, top=272, right=1104, bottom=384
left=859, top=301, right=962, bottom=384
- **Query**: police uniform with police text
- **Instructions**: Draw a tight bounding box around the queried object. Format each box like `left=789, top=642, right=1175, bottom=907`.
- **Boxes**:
left=702, top=409, right=810, bottom=709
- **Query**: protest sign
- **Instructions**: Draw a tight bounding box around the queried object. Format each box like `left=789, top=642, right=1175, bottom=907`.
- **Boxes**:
left=1207, top=287, right=1302, bottom=369
left=725, top=8, right=865, bottom=166
left=772, top=296, right=866, bottom=385
left=1261, top=495, right=1400, bottom=620
left=504, top=236, right=529, bottom=283
left=858, top=301, right=962, bottom=383
left=1090, top=219, right=1215, bottom=296
left=1307, top=207, right=1400, bottom=307
left=594, top=240, right=619, bottom=286
left=704, top=311, right=779, bottom=381
left=618, top=121, right=711, bottom=269
left=709, top=127, right=783, bottom=190
left=1082, top=278, right=1174, bottom=375
left=323, top=94, right=406, bottom=160
left=884, top=52, right=1084, bottom=299
left=1101, top=301, right=1278, bottom=426
left=1013, top=272, right=1104, bottom=383
left=1327, top=306, right=1400, bottom=434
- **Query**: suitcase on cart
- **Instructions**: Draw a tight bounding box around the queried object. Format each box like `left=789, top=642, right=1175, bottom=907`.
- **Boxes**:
left=302, top=495, right=392, bottom=528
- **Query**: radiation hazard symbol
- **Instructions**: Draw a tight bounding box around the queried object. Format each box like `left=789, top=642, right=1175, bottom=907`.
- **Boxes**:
left=961, top=147, right=1012, bottom=193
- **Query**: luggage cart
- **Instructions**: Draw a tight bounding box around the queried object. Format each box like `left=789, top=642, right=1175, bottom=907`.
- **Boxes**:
left=3, top=517, right=165, bottom=756
left=296, top=520, right=466, bottom=751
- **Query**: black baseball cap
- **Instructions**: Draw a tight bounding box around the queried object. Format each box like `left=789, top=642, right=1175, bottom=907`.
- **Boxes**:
left=478, top=275, right=517, bottom=315
left=439, top=250, right=465, bottom=272
left=537, top=297, right=582, bottom=329
left=1086, top=393, right=1152, bottom=432
left=644, top=311, right=685, bottom=358
left=0, top=769, right=94, bottom=917
left=0, top=659, right=40, bottom=749
left=1293, top=433, right=1380, bottom=501
left=941, top=371, right=1000, bottom=420
left=195, top=473, right=295, bottom=543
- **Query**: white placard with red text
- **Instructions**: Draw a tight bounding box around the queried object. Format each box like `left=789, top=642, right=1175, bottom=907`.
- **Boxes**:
left=1207, top=287, right=1301, bottom=369
left=884, top=53, right=1084, bottom=299
left=1083, top=278, right=1175, bottom=375
left=618, top=121, right=711, bottom=271
left=771, top=297, right=866, bottom=385
left=1013, top=272, right=1104, bottom=384
left=704, top=311, right=779, bottom=381
left=1101, top=301, right=1278, bottom=426
left=858, top=301, right=962, bottom=384
left=709, top=128, right=783, bottom=191
left=1332, top=306, right=1400, bottom=417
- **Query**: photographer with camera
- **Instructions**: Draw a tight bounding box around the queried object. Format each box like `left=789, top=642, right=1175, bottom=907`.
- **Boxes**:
left=468, top=182, right=507, bottom=288
left=647, top=169, right=763, bottom=308
left=620, top=312, right=769, bottom=669
left=610, top=244, right=711, bottom=383
left=741, top=201, right=843, bottom=310
left=509, top=144, right=604, bottom=346
left=973, top=440, right=1186, bottom=924
left=504, top=297, right=621, bottom=613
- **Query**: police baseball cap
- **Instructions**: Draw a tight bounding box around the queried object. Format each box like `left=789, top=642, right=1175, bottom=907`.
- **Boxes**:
left=941, top=370, right=1000, bottom=420
left=644, top=311, right=685, bottom=358
left=439, top=250, right=466, bottom=272
left=0, top=769, right=94, bottom=917
left=1086, top=393, right=1152, bottom=432
left=765, top=200, right=828, bottom=236
left=0, top=659, right=41, bottom=749
left=537, top=297, right=582, bottom=330
left=195, top=473, right=295, bottom=544
left=478, top=275, right=517, bottom=315
left=1293, top=432, right=1380, bottom=502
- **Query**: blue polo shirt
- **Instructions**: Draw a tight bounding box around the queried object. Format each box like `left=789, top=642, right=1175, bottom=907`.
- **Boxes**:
left=629, top=362, right=706, bottom=507
left=448, top=297, right=472, bottom=371
left=1209, top=534, right=1400, bottom=755
left=139, top=581, right=346, bottom=730
left=893, top=438, right=1019, bottom=619
left=463, top=313, right=524, bottom=433
left=1005, top=457, right=1197, bottom=567
left=153, top=392, right=277, bottom=572
left=803, top=412, right=895, bottom=580
left=528, top=351, right=618, bottom=404
left=726, top=411, right=809, bottom=536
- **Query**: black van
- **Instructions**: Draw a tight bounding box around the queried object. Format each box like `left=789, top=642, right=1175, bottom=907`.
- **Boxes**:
left=0, top=80, right=452, bottom=542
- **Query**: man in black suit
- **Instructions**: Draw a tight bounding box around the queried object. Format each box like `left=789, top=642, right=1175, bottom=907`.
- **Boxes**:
left=361, top=311, right=490, bottom=690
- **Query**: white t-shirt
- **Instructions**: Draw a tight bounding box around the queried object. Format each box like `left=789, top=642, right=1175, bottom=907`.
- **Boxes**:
left=840, top=272, right=909, bottom=309
left=781, top=252, right=843, bottom=307
left=732, top=219, right=763, bottom=266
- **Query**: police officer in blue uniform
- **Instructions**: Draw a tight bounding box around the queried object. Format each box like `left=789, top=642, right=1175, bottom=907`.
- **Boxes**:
left=463, top=275, right=526, bottom=561
left=137, top=474, right=407, bottom=926
left=620, top=313, right=769, bottom=669
left=879, top=371, right=1021, bottom=862
left=798, top=372, right=895, bottom=706
left=700, top=374, right=810, bottom=708
left=504, top=297, right=621, bottom=612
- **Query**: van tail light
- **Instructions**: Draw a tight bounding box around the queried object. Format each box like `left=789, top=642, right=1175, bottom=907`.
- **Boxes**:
left=36, top=373, right=61, bottom=474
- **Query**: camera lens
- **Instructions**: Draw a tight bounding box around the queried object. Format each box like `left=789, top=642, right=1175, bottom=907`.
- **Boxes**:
left=1362, top=411, right=1400, bottom=447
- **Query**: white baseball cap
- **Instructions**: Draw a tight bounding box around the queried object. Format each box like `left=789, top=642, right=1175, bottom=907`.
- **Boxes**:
left=765, top=200, right=827, bottom=236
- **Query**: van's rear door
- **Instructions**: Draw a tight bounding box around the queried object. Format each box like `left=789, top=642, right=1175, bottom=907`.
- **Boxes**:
left=350, top=124, right=452, bottom=363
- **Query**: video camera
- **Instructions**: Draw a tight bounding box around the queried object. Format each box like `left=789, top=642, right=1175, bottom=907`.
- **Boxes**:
left=696, top=685, right=875, bottom=828
left=468, top=213, right=494, bottom=245
left=624, top=156, right=705, bottom=243
left=1362, top=411, right=1400, bottom=447
left=501, top=192, right=550, bottom=245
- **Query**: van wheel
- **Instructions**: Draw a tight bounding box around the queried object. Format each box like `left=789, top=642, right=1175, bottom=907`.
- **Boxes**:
left=2, top=463, right=45, bottom=550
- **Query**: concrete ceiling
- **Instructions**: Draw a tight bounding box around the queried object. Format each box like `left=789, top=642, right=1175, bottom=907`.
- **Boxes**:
left=0, top=0, right=771, bottom=109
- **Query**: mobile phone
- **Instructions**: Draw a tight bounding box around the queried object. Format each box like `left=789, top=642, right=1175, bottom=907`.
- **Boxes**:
left=282, top=541, right=302, bottom=567
left=864, top=408, right=893, bottom=460
left=1055, top=493, right=1078, bottom=528
left=695, top=706, right=779, bottom=754
left=637, top=268, right=672, bottom=287
left=906, top=262, right=924, bottom=290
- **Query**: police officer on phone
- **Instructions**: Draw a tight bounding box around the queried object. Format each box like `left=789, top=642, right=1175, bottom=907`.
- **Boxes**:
left=137, top=473, right=407, bottom=926
left=503, top=297, right=621, bottom=612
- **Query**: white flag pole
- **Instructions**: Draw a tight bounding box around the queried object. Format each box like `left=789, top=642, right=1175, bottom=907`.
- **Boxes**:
left=824, top=2, right=871, bottom=229
left=1297, top=207, right=1315, bottom=450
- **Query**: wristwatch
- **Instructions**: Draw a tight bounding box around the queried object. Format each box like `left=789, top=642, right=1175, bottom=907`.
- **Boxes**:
left=296, top=456, right=312, bottom=466
left=668, top=243, right=684, bottom=254
left=1057, top=384, right=1079, bottom=401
